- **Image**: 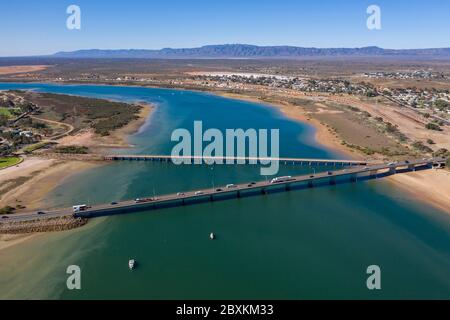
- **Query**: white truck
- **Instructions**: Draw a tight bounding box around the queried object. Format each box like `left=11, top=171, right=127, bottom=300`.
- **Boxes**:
left=73, top=204, right=88, bottom=213
left=270, top=176, right=293, bottom=184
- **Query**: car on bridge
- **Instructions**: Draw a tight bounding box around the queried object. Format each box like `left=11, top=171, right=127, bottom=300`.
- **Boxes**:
left=37, top=211, right=46, bottom=215
left=1, top=216, right=9, bottom=219
left=270, top=176, right=293, bottom=184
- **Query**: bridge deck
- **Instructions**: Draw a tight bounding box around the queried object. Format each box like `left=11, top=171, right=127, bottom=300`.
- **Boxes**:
left=105, top=154, right=370, bottom=165
left=3, top=157, right=445, bottom=223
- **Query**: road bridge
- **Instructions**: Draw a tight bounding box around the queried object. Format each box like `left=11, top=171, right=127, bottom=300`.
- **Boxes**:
left=2, top=157, right=446, bottom=223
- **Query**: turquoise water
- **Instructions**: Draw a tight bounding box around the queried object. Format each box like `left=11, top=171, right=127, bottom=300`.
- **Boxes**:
left=0, top=83, right=449, bottom=299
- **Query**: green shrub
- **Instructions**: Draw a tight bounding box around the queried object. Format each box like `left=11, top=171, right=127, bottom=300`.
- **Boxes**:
left=412, top=141, right=433, bottom=153
left=425, top=122, right=442, bottom=131
left=0, top=206, right=15, bottom=215
left=54, top=145, right=89, bottom=154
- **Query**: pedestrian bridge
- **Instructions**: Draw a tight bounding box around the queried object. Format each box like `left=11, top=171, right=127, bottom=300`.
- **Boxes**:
left=104, top=154, right=370, bottom=166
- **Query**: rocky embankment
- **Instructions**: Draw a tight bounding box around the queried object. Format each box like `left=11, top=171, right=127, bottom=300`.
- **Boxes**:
left=0, top=216, right=88, bottom=234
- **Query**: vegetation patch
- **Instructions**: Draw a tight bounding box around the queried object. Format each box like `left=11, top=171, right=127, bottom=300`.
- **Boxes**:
left=0, top=156, right=22, bottom=169
left=0, top=107, right=13, bottom=119
left=23, top=142, right=54, bottom=154
left=0, top=206, right=16, bottom=215
left=54, top=145, right=89, bottom=154
left=14, top=91, right=142, bottom=136
left=425, top=122, right=442, bottom=131
left=412, top=141, right=433, bottom=153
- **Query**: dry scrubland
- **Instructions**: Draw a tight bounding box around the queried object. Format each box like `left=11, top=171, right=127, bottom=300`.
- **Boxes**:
left=14, top=91, right=143, bottom=136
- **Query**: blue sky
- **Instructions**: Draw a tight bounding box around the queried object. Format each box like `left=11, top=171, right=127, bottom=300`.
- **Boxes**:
left=1, top=0, right=449, bottom=56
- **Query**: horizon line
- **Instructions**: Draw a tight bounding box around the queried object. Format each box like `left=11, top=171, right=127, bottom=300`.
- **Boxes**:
left=2, top=43, right=450, bottom=58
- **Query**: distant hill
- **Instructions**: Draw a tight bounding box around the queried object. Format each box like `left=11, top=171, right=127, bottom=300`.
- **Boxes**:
left=53, top=44, right=450, bottom=59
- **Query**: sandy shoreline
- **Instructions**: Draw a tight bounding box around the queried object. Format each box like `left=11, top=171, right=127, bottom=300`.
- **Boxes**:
left=0, top=103, right=154, bottom=251
left=56, top=103, right=153, bottom=151
left=212, top=91, right=450, bottom=216
left=213, top=91, right=361, bottom=160
left=0, top=104, right=153, bottom=210
left=388, top=169, right=450, bottom=214
left=1, top=85, right=448, bottom=253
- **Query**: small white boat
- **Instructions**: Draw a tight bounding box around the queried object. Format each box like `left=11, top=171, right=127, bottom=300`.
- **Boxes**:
left=128, top=259, right=136, bottom=270
left=209, top=233, right=216, bottom=240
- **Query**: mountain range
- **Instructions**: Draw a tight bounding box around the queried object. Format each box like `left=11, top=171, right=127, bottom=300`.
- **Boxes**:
left=53, top=44, right=450, bottom=59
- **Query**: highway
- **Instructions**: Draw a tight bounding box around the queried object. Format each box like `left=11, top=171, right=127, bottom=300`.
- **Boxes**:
left=1, top=157, right=446, bottom=223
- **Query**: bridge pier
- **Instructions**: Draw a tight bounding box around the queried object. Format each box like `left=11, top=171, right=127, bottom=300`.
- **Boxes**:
left=286, top=184, right=291, bottom=191
left=329, top=177, right=336, bottom=185
left=408, top=164, right=416, bottom=171
left=308, top=181, right=314, bottom=188
left=350, top=174, right=358, bottom=183
left=389, top=167, right=397, bottom=174
left=261, top=188, right=267, bottom=195
left=370, top=170, right=378, bottom=178
left=237, top=191, right=241, bottom=198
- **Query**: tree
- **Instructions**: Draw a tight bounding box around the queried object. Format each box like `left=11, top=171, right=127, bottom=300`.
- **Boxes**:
left=433, top=148, right=449, bottom=158
left=0, top=114, right=8, bottom=126
left=412, top=141, right=433, bottom=153
left=434, top=99, right=448, bottom=111
left=425, top=122, right=442, bottom=131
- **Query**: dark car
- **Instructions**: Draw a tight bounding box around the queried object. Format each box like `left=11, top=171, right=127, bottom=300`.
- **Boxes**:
left=216, top=188, right=223, bottom=192
left=110, top=202, right=119, bottom=205
left=310, top=175, right=315, bottom=178
left=1, top=216, right=9, bottom=219
left=37, top=211, right=46, bottom=215
left=327, top=171, right=333, bottom=175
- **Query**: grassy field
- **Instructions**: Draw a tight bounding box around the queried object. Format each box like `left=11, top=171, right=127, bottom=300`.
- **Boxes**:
left=0, top=157, right=22, bottom=169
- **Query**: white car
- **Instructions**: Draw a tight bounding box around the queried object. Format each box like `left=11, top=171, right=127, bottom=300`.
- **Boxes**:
left=195, top=191, right=204, bottom=195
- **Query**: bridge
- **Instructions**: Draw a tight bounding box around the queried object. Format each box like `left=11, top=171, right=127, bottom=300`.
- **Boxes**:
left=2, top=157, right=446, bottom=223
left=104, top=154, right=370, bottom=166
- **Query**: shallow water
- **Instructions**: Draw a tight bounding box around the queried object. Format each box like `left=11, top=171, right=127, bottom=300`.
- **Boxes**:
left=0, top=83, right=449, bottom=299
